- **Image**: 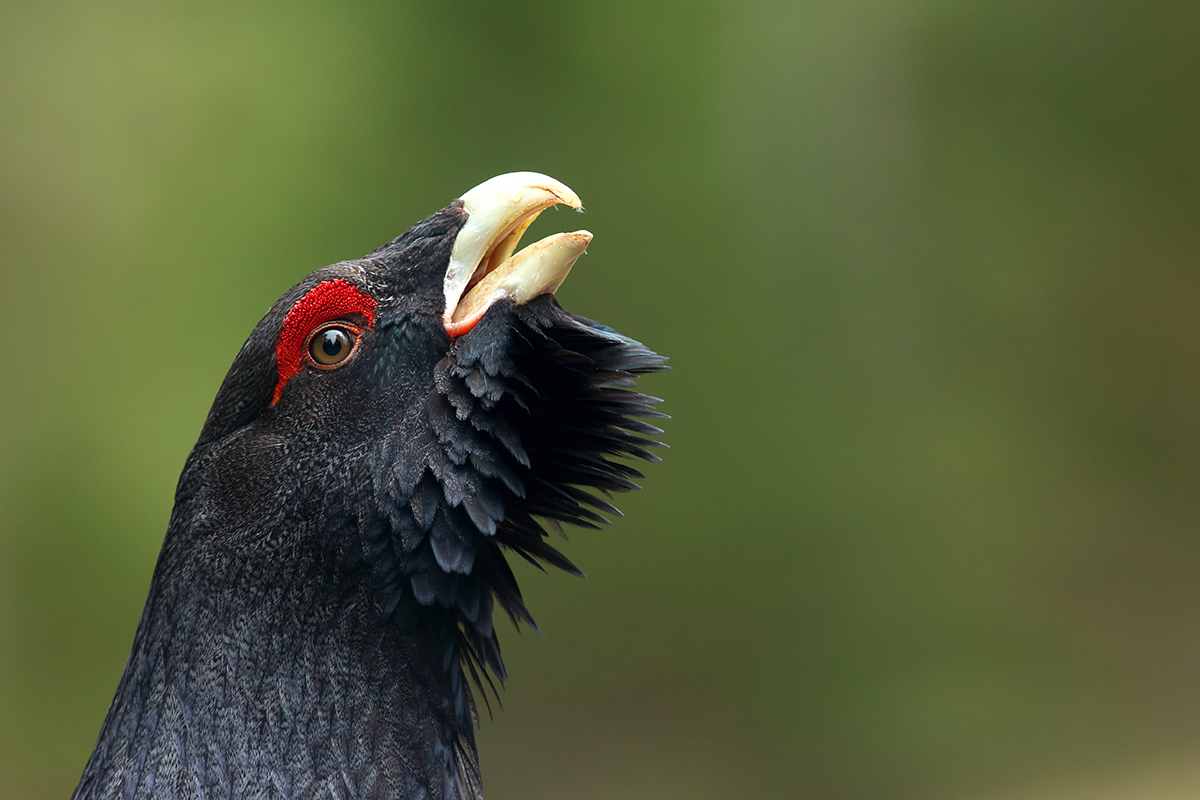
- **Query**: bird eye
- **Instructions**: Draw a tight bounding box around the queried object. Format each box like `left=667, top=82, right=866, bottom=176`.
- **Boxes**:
left=306, top=324, right=360, bottom=368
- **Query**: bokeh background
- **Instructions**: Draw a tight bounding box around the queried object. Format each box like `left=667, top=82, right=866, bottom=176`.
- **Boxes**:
left=2, top=1, right=1200, bottom=798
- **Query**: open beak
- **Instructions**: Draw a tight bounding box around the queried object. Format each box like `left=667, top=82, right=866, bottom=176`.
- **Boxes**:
left=443, top=172, right=591, bottom=337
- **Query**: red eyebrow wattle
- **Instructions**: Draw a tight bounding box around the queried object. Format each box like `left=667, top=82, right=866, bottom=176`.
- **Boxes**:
left=273, top=279, right=376, bottom=405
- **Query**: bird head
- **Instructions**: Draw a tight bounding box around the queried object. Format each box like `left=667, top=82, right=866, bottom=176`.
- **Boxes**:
left=174, top=170, right=664, bottom=713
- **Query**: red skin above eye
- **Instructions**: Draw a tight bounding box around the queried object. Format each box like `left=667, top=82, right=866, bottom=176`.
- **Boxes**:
left=273, top=279, right=376, bottom=405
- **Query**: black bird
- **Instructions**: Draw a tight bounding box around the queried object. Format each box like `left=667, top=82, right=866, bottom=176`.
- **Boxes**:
left=73, top=173, right=665, bottom=800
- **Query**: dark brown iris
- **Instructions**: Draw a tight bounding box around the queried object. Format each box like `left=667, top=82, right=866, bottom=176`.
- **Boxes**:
left=307, top=324, right=359, bottom=368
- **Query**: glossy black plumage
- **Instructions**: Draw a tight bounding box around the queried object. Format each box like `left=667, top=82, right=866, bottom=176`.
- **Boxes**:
left=74, top=199, right=665, bottom=800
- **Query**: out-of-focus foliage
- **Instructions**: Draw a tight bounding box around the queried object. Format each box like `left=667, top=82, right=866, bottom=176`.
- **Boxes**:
left=2, top=1, right=1199, bottom=798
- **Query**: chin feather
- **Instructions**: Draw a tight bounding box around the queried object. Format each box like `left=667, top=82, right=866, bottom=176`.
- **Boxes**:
left=360, top=295, right=666, bottom=727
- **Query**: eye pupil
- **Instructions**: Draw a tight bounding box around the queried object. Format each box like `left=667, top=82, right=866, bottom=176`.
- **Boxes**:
left=308, top=325, right=358, bottom=367
left=321, top=331, right=343, bottom=357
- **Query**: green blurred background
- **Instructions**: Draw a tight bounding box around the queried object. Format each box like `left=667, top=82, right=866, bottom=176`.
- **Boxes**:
left=2, top=1, right=1199, bottom=798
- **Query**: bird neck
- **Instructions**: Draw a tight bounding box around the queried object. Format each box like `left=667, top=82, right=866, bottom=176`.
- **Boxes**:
left=74, top=510, right=478, bottom=800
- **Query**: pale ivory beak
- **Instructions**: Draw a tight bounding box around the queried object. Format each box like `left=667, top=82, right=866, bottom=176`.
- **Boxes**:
left=443, top=172, right=590, bottom=337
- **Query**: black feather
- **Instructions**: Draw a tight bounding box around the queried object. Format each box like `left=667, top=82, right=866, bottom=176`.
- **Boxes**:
left=73, top=196, right=664, bottom=800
